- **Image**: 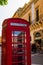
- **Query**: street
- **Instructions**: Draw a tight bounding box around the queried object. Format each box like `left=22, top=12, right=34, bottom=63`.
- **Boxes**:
left=31, top=53, right=43, bottom=65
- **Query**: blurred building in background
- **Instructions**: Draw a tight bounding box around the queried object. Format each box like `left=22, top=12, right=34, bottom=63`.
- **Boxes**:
left=0, top=37, right=2, bottom=45
left=13, top=0, right=43, bottom=50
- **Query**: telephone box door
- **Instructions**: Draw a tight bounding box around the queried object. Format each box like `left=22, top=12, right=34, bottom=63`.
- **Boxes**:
left=12, top=31, right=27, bottom=65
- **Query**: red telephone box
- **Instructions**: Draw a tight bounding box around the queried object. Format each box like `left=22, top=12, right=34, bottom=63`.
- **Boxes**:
left=2, top=18, right=31, bottom=65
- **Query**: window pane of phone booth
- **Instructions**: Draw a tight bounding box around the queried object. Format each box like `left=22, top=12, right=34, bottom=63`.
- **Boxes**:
left=12, top=31, right=27, bottom=65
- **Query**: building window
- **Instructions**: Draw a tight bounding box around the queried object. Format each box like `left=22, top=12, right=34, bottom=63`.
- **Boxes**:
left=29, top=15, right=31, bottom=25
left=35, top=32, right=41, bottom=37
left=36, top=9, right=39, bottom=21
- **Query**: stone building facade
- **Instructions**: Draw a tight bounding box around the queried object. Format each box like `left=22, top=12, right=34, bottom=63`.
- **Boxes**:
left=13, top=0, right=43, bottom=50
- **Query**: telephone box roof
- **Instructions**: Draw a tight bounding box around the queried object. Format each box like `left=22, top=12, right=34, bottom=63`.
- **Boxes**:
left=2, top=18, right=29, bottom=26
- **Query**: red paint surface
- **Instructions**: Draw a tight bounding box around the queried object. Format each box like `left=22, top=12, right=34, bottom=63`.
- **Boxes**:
left=2, top=18, right=31, bottom=65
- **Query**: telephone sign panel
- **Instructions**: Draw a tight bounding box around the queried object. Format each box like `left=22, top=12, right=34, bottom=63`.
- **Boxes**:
left=2, top=18, right=31, bottom=65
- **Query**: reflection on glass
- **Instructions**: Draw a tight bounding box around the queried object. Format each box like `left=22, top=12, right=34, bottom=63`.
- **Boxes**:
left=12, top=31, right=25, bottom=43
left=12, top=31, right=27, bottom=65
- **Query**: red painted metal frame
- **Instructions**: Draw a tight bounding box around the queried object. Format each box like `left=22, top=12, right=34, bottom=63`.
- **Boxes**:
left=2, top=18, right=31, bottom=65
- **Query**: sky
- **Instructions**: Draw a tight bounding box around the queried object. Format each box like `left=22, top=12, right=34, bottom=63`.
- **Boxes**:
left=0, top=0, right=30, bottom=36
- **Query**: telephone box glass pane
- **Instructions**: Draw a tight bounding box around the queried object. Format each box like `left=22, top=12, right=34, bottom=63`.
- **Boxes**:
left=12, top=31, right=27, bottom=65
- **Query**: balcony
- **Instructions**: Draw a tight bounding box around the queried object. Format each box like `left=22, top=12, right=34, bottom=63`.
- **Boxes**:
left=30, top=15, right=43, bottom=31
